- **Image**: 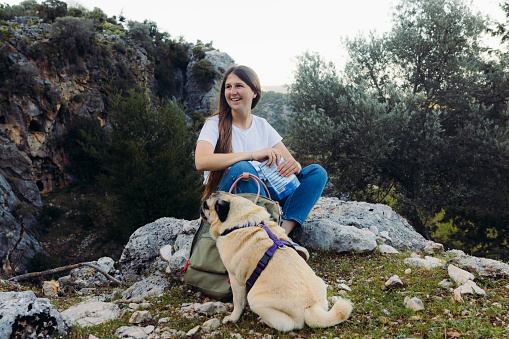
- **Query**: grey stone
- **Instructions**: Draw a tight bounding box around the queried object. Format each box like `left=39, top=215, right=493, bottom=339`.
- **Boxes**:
left=115, top=325, right=154, bottom=339
left=67, top=257, right=116, bottom=288
left=446, top=250, right=509, bottom=278
left=120, top=218, right=188, bottom=282
left=61, top=299, right=120, bottom=327
left=448, top=264, right=475, bottom=285
left=296, top=197, right=431, bottom=252
left=0, top=291, right=68, bottom=338
left=404, top=255, right=445, bottom=270
left=294, top=219, right=377, bottom=253
left=121, top=272, right=169, bottom=301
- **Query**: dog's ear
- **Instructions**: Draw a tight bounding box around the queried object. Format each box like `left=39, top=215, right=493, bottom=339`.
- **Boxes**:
left=215, top=199, right=230, bottom=222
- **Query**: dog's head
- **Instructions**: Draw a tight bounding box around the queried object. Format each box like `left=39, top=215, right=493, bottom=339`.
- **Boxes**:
left=201, top=192, right=271, bottom=239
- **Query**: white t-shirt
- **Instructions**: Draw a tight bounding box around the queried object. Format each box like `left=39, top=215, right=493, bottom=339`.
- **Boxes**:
left=197, top=114, right=282, bottom=183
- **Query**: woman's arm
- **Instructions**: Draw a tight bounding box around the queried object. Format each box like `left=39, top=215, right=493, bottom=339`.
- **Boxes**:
left=195, top=141, right=285, bottom=171
left=273, top=142, right=302, bottom=177
left=195, top=141, right=250, bottom=171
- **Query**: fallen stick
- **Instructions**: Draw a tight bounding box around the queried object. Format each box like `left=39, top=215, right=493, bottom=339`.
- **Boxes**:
left=7, top=262, right=122, bottom=285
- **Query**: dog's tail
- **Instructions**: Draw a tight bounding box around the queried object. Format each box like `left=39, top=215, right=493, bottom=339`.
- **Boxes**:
left=304, top=298, right=353, bottom=328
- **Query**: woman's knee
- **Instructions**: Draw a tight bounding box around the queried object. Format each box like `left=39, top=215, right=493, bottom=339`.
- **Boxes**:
left=302, top=164, right=328, bottom=183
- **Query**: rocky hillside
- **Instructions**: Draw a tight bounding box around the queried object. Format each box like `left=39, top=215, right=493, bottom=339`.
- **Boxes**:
left=0, top=14, right=234, bottom=274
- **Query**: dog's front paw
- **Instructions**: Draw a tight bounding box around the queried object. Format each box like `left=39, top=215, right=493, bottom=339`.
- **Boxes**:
left=223, top=314, right=239, bottom=324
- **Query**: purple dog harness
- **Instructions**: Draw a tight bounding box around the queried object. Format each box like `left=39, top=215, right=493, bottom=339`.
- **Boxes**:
left=220, top=221, right=294, bottom=291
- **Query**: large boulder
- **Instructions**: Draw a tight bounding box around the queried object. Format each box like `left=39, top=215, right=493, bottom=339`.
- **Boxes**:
left=293, top=197, right=435, bottom=252
left=0, top=291, right=68, bottom=338
left=119, top=218, right=192, bottom=282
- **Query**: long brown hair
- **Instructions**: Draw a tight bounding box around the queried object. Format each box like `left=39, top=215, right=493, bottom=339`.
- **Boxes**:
left=203, top=65, right=262, bottom=199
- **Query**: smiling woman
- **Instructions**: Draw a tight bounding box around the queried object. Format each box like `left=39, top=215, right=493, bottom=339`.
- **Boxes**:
left=194, top=65, right=328, bottom=261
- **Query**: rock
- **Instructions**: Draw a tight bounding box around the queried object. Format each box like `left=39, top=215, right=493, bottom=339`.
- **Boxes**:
left=404, top=268, right=412, bottom=275
left=454, top=280, right=486, bottom=296
left=446, top=250, right=509, bottom=278
left=385, top=275, right=406, bottom=289
left=0, top=291, right=68, bottom=338
left=438, top=279, right=453, bottom=289
left=202, top=318, right=221, bottom=333
left=121, top=272, right=169, bottom=301
left=186, top=325, right=201, bottom=337
left=67, top=257, right=117, bottom=288
left=115, top=325, right=155, bottom=339
left=61, top=299, right=120, bottom=327
left=294, top=197, right=430, bottom=252
left=379, top=244, right=399, bottom=254
left=184, top=49, right=235, bottom=116
left=424, top=241, right=444, bottom=254
left=177, top=301, right=229, bottom=319
left=129, top=311, right=152, bottom=324
left=42, top=280, right=60, bottom=296
left=293, top=219, right=377, bottom=253
left=405, top=297, right=425, bottom=312
left=159, top=244, right=173, bottom=262
left=404, top=255, right=445, bottom=270
left=448, top=264, right=475, bottom=285
left=0, top=171, right=43, bottom=274
left=337, top=283, right=351, bottom=291
left=119, top=218, right=191, bottom=282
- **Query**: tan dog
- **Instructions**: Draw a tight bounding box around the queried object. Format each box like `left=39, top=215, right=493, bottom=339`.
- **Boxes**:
left=201, top=191, right=353, bottom=331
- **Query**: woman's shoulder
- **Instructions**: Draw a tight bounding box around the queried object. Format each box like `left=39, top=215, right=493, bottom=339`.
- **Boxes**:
left=205, top=114, right=219, bottom=123
left=251, top=114, right=269, bottom=125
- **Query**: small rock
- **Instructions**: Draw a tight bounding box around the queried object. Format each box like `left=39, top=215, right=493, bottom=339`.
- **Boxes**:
left=337, top=283, right=351, bottom=291
left=454, top=280, right=486, bottom=296
left=129, top=303, right=140, bottom=310
left=452, top=290, right=464, bottom=303
left=405, top=297, right=424, bottom=311
left=448, top=264, right=475, bottom=285
left=385, top=275, right=406, bottom=289
left=438, top=279, right=453, bottom=289
left=129, top=310, right=152, bottom=324
left=43, top=280, right=60, bottom=296
left=202, top=318, right=221, bottom=333
left=379, top=244, right=399, bottom=254
left=424, top=241, right=444, bottom=254
left=404, top=268, right=411, bottom=275
left=186, top=325, right=201, bottom=336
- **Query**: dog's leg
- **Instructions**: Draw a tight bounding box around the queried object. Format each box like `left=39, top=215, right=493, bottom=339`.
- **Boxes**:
left=223, top=276, right=247, bottom=324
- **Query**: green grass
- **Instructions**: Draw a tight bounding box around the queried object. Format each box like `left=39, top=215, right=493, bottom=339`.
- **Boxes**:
left=3, top=250, right=508, bottom=338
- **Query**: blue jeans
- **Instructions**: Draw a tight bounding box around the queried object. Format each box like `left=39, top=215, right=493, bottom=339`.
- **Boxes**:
left=217, top=161, right=328, bottom=228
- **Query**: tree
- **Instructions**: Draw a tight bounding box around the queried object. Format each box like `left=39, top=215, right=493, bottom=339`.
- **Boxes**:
left=85, top=89, right=202, bottom=241
left=35, top=0, right=68, bottom=23
left=288, top=0, right=509, bottom=257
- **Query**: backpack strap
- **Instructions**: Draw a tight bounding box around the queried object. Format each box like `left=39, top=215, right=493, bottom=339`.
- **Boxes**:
left=229, top=172, right=272, bottom=204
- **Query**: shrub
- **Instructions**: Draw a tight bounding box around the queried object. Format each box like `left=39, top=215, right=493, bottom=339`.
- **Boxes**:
left=49, top=16, right=95, bottom=58
left=192, top=45, right=206, bottom=60
left=191, top=59, right=218, bottom=90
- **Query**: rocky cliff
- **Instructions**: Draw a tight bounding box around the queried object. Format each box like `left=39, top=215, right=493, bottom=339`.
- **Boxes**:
left=0, top=16, right=234, bottom=273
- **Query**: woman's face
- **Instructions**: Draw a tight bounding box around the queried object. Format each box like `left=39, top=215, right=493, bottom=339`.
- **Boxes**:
left=224, top=73, right=257, bottom=115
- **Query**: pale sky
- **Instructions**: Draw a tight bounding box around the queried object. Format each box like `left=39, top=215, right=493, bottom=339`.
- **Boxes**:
left=3, top=0, right=506, bottom=87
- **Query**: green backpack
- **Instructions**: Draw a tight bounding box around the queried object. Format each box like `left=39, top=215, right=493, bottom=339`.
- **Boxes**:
left=183, top=174, right=281, bottom=300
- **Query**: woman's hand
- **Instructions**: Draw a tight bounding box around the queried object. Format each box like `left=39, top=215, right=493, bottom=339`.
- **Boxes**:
left=252, top=147, right=282, bottom=167
left=277, top=157, right=301, bottom=177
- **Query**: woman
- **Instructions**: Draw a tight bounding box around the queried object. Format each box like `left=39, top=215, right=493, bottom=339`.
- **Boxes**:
left=195, top=65, right=327, bottom=260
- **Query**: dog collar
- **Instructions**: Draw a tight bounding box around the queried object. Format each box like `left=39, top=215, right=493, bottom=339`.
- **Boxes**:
left=220, top=223, right=259, bottom=237
left=246, top=222, right=293, bottom=292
